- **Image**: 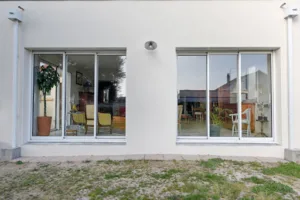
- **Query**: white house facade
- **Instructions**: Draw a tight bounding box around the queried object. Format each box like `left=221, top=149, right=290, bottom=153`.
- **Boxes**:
left=1, top=0, right=300, bottom=160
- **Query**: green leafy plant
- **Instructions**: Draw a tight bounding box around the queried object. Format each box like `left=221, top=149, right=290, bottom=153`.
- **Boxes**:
left=210, top=106, right=232, bottom=126
left=36, top=65, right=60, bottom=116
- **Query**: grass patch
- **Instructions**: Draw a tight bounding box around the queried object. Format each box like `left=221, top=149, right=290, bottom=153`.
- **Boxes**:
left=228, top=160, right=245, bottom=166
left=263, top=162, right=300, bottom=178
left=151, top=169, right=183, bottom=179
left=248, top=161, right=263, bottom=169
left=21, top=174, right=46, bottom=187
left=243, top=176, right=267, bottom=184
left=189, top=172, right=226, bottom=183
left=104, top=170, right=132, bottom=179
left=199, top=158, right=224, bottom=170
left=252, top=181, right=294, bottom=195
left=97, top=159, right=120, bottom=165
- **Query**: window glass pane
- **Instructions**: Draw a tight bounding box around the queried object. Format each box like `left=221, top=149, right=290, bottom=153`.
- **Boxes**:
left=209, top=55, right=238, bottom=137
left=66, top=55, right=95, bottom=136
left=97, top=55, right=126, bottom=136
left=177, top=56, right=207, bottom=136
left=32, top=54, right=63, bottom=136
left=241, top=54, right=272, bottom=137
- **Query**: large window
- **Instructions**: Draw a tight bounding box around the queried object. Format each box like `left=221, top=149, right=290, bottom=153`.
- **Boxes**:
left=32, top=53, right=126, bottom=138
left=177, top=53, right=273, bottom=139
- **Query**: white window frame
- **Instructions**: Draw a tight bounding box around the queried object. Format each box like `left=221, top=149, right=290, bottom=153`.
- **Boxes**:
left=29, top=51, right=126, bottom=143
left=176, top=51, right=277, bottom=144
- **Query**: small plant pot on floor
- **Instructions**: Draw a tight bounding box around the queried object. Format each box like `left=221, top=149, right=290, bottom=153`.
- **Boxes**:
left=210, top=124, right=221, bottom=137
left=37, top=116, right=52, bottom=136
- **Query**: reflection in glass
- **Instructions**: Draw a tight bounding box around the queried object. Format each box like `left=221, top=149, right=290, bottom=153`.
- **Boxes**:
left=177, top=56, right=207, bottom=136
left=66, top=55, right=95, bottom=136
left=241, top=54, right=272, bottom=137
left=97, top=55, right=126, bottom=136
left=32, top=54, right=63, bottom=136
left=209, top=55, right=238, bottom=137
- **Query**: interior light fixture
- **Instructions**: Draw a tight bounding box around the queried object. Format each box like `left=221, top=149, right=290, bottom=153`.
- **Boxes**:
left=145, top=41, right=157, bottom=50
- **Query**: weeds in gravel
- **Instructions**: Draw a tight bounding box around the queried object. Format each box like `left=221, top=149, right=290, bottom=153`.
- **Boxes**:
left=152, top=169, right=184, bottom=179
left=199, top=158, right=224, bottom=170
left=263, top=162, right=300, bottom=178
left=252, top=181, right=294, bottom=195
left=1, top=160, right=300, bottom=200
left=97, top=159, right=120, bottom=165
left=16, top=160, right=23, bottom=165
left=243, top=176, right=268, bottom=184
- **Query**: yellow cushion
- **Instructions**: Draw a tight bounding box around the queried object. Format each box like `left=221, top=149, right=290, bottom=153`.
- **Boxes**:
left=72, top=113, right=86, bottom=124
left=98, top=113, right=111, bottom=126
left=86, top=120, right=94, bottom=126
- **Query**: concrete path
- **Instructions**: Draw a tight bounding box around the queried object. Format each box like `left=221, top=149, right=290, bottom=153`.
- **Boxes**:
left=12, top=154, right=287, bottom=163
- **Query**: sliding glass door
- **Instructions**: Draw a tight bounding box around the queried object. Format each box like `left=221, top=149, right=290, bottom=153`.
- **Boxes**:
left=177, top=52, right=273, bottom=139
left=32, top=52, right=126, bottom=138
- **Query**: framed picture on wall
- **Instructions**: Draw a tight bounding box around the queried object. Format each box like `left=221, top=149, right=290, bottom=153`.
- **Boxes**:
left=76, top=71, right=83, bottom=85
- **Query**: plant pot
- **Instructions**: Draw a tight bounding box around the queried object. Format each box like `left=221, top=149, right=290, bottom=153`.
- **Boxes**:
left=37, top=116, right=52, bottom=136
left=210, top=124, right=221, bottom=137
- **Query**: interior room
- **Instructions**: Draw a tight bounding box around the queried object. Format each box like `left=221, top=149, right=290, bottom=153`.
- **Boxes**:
left=32, top=54, right=126, bottom=137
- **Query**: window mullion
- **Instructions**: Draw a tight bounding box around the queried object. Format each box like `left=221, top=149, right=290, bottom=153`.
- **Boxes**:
left=62, top=53, right=66, bottom=139
left=94, top=54, right=99, bottom=138
left=206, top=53, right=210, bottom=139
left=238, top=52, right=242, bottom=139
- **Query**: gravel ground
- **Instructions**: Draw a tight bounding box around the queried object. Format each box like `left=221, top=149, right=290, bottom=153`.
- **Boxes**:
left=0, top=159, right=300, bottom=200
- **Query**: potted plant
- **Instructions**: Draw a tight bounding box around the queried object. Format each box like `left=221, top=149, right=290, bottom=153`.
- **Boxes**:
left=210, top=106, right=232, bottom=137
left=36, top=65, right=60, bottom=136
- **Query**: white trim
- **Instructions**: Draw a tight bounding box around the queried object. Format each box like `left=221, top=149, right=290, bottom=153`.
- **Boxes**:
left=272, top=51, right=277, bottom=143
left=94, top=54, right=98, bottom=138
left=176, top=52, right=207, bottom=56
left=287, top=17, right=294, bottom=149
left=30, top=136, right=126, bottom=144
left=177, top=137, right=277, bottom=144
left=206, top=53, right=210, bottom=138
left=62, top=53, right=66, bottom=138
left=32, top=52, right=65, bottom=55
left=237, top=52, right=242, bottom=139
left=29, top=52, right=34, bottom=141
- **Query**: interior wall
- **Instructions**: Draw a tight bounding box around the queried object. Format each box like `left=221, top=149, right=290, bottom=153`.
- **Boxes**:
left=0, top=1, right=298, bottom=157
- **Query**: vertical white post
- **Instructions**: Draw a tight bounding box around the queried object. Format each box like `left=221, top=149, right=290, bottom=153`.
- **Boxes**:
left=238, top=53, right=242, bottom=139
left=271, top=51, right=277, bottom=143
left=287, top=17, right=294, bottom=149
left=206, top=53, right=210, bottom=138
left=94, top=54, right=99, bottom=138
left=62, top=53, right=66, bottom=138
left=11, top=21, right=19, bottom=148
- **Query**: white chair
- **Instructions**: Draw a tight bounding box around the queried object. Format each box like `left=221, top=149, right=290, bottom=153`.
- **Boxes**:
left=230, top=108, right=251, bottom=136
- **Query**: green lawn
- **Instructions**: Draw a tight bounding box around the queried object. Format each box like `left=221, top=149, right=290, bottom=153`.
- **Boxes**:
left=1, top=159, right=300, bottom=200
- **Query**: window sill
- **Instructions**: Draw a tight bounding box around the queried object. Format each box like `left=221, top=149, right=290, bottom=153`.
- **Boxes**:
left=30, top=136, right=126, bottom=144
left=176, top=137, right=278, bottom=145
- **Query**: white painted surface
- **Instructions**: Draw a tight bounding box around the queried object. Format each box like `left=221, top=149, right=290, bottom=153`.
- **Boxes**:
left=0, top=1, right=299, bottom=158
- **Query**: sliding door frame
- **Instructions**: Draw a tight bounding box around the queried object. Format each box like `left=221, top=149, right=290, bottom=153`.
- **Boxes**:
left=29, top=51, right=126, bottom=143
left=176, top=51, right=276, bottom=144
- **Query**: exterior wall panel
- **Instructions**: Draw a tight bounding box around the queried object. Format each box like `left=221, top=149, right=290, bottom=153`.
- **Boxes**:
left=0, top=1, right=298, bottom=158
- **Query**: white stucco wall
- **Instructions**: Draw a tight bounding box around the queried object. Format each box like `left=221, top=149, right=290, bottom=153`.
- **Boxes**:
left=0, top=1, right=299, bottom=158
